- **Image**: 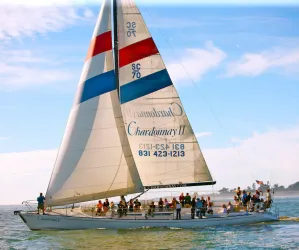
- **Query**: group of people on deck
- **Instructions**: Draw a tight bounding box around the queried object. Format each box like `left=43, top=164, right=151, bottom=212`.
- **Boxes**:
left=95, top=196, right=142, bottom=217
left=94, top=193, right=214, bottom=219
left=146, top=193, right=214, bottom=220
left=219, top=187, right=272, bottom=214
left=94, top=187, right=273, bottom=219
left=38, top=187, right=273, bottom=218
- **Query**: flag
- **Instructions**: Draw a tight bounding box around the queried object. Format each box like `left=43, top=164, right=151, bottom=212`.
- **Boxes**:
left=256, top=180, right=264, bottom=185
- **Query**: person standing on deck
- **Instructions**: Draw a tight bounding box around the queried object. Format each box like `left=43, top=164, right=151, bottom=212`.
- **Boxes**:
left=265, top=189, right=272, bottom=208
left=176, top=201, right=182, bottom=219
left=195, top=198, right=203, bottom=218
left=191, top=197, right=196, bottom=219
left=179, top=193, right=185, bottom=207
left=37, top=193, right=45, bottom=215
left=236, top=187, right=241, bottom=201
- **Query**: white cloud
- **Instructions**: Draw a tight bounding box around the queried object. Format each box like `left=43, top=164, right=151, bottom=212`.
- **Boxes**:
left=1, top=126, right=299, bottom=204
left=196, top=132, right=212, bottom=138
left=0, top=137, right=9, bottom=141
left=0, top=48, right=75, bottom=89
left=167, top=41, right=227, bottom=86
left=0, top=150, right=57, bottom=205
left=204, top=126, right=299, bottom=190
left=226, top=47, right=299, bottom=77
left=0, top=4, right=94, bottom=40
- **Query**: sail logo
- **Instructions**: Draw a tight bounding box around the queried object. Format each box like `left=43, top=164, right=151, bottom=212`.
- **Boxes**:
left=127, top=121, right=186, bottom=137
left=126, top=102, right=183, bottom=118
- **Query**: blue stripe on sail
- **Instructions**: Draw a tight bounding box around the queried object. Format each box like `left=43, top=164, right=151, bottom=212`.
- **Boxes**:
left=79, top=70, right=116, bottom=103
left=120, top=69, right=172, bottom=104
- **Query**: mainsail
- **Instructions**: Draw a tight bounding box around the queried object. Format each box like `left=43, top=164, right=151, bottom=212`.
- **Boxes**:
left=116, top=0, right=216, bottom=188
left=45, top=0, right=143, bottom=206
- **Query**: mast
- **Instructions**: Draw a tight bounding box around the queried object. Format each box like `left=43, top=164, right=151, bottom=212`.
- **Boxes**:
left=112, top=0, right=120, bottom=100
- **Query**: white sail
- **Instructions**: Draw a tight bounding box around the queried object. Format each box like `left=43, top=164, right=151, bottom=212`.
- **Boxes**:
left=116, top=0, right=215, bottom=188
left=45, top=0, right=143, bottom=207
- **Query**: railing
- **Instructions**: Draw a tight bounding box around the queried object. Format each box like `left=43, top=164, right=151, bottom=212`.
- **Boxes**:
left=22, top=200, right=37, bottom=212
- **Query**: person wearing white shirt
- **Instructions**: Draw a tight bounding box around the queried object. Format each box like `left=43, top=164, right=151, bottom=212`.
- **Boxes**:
left=219, top=204, right=228, bottom=214
left=176, top=201, right=182, bottom=219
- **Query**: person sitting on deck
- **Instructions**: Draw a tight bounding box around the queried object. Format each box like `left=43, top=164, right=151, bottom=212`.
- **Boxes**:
left=227, top=202, right=234, bottom=213
left=148, top=201, right=156, bottom=216
left=179, top=193, right=185, bottom=207
left=120, top=195, right=126, bottom=204
left=158, top=198, right=164, bottom=211
left=258, top=199, right=265, bottom=211
left=176, top=201, right=182, bottom=220
left=164, top=198, right=170, bottom=211
left=37, top=192, right=46, bottom=215
left=233, top=196, right=240, bottom=211
left=110, top=201, right=116, bottom=216
left=184, top=193, right=191, bottom=207
left=207, top=197, right=214, bottom=214
left=220, top=204, right=228, bottom=214
left=96, top=200, right=103, bottom=216
left=134, top=199, right=141, bottom=211
left=253, top=190, right=261, bottom=203
left=201, top=196, right=207, bottom=216
left=128, top=199, right=134, bottom=212
left=195, top=198, right=203, bottom=218
left=117, top=200, right=127, bottom=217
left=103, top=198, right=110, bottom=213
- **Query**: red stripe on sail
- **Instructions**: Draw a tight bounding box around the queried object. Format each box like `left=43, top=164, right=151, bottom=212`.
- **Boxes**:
left=119, top=37, right=159, bottom=67
left=85, top=31, right=112, bottom=61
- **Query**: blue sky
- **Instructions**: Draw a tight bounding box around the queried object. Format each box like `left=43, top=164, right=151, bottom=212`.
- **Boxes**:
left=0, top=1, right=299, bottom=204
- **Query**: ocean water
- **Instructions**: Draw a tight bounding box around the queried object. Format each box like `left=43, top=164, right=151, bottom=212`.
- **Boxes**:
left=1, top=197, right=299, bottom=250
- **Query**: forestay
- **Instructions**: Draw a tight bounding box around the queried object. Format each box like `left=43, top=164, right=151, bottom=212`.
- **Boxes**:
left=45, top=0, right=143, bottom=207
left=116, top=0, right=215, bottom=188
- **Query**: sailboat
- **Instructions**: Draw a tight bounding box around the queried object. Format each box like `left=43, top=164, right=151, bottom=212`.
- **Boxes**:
left=19, top=0, right=279, bottom=230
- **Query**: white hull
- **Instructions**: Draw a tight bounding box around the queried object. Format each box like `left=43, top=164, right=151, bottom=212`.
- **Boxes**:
left=19, top=211, right=279, bottom=231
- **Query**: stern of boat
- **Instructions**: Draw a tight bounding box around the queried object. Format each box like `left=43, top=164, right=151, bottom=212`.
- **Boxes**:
left=266, top=206, right=280, bottom=221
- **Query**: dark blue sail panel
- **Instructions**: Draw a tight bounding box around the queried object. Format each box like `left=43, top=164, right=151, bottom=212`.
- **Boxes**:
left=120, top=69, right=173, bottom=104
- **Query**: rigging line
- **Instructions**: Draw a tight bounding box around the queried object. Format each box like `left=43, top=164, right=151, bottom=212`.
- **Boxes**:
left=142, top=6, right=244, bottom=162
left=128, top=189, right=150, bottom=203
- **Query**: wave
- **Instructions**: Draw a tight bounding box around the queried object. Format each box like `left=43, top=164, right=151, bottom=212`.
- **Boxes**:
left=279, top=216, right=299, bottom=222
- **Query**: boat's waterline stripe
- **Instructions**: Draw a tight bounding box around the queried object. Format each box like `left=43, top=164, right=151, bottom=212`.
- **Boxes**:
left=119, top=37, right=159, bottom=68
left=85, top=31, right=112, bottom=62
left=120, top=69, right=172, bottom=104
left=78, top=70, right=116, bottom=104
